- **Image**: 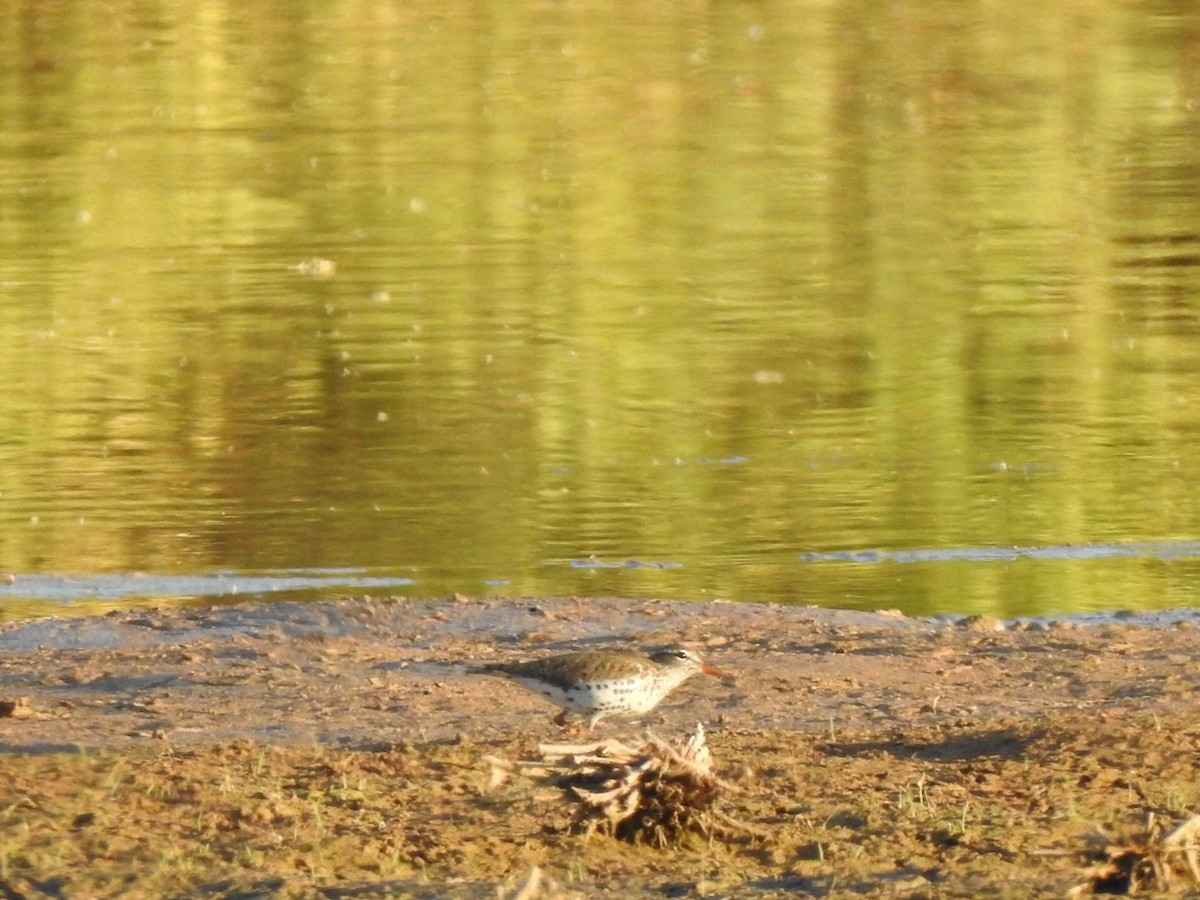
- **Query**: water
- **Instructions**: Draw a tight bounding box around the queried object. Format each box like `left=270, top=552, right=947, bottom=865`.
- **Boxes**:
left=2, top=1, right=1200, bottom=621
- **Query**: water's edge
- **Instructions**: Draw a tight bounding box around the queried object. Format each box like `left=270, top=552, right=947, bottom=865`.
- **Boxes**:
left=1, top=593, right=1197, bottom=654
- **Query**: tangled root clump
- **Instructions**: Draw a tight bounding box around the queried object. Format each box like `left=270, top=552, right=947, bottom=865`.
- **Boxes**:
left=532, top=723, right=738, bottom=848
left=1071, top=813, right=1200, bottom=896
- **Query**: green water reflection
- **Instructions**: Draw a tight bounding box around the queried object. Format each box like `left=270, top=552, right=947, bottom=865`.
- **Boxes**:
left=1, top=1, right=1199, bottom=619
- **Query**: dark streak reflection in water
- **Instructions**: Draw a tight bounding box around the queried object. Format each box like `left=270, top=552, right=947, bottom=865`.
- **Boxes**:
left=1, top=2, right=1200, bottom=620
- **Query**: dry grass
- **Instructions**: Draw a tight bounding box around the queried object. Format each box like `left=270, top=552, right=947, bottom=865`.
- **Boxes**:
left=3, top=716, right=1200, bottom=896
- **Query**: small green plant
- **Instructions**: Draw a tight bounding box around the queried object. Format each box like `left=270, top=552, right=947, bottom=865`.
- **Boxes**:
left=565, top=855, right=588, bottom=883
left=955, top=800, right=971, bottom=834
left=897, top=774, right=931, bottom=814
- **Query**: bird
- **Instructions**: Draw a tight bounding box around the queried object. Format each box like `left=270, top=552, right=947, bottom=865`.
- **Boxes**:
left=470, top=645, right=732, bottom=730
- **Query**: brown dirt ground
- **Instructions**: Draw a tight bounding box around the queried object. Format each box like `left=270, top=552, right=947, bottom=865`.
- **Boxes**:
left=2, top=595, right=1200, bottom=898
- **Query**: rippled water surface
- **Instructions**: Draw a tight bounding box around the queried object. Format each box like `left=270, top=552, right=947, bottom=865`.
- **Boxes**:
left=2, top=2, right=1200, bottom=620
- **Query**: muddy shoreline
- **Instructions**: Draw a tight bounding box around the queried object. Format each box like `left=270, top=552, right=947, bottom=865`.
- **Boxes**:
left=2, top=595, right=1199, bottom=896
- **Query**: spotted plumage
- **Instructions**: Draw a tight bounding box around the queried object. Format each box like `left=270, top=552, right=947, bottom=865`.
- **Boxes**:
left=471, top=646, right=732, bottom=729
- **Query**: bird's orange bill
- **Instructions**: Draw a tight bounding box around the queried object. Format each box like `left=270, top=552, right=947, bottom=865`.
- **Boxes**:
left=700, top=661, right=734, bottom=681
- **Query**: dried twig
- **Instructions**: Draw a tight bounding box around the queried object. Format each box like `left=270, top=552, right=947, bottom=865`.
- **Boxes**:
left=530, top=723, right=744, bottom=847
left=1071, top=813, right=1200, bottom=895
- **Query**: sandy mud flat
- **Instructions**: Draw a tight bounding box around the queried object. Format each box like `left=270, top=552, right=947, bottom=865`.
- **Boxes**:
left=2, top=595, right=1199, bottom=897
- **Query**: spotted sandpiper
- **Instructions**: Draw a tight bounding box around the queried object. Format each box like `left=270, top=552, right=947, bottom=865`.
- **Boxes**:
left=471, top=645, right=732, bottom=729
